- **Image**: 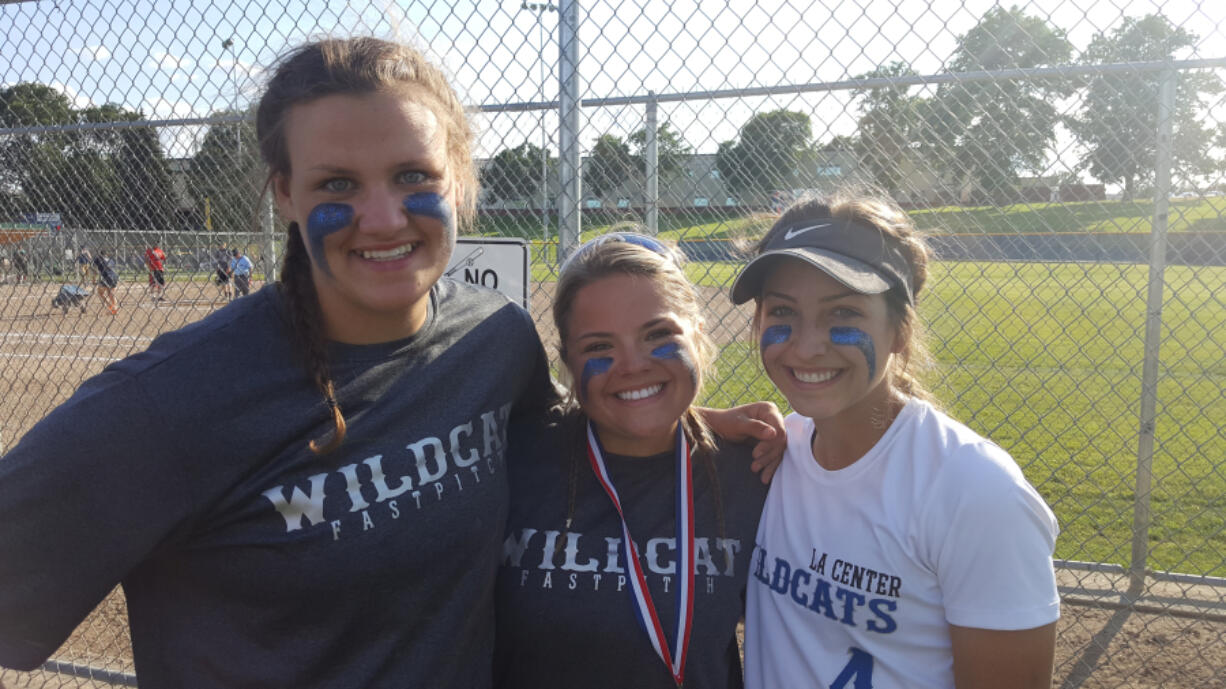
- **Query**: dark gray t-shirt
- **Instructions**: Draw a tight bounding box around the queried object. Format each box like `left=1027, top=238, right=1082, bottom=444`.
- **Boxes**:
left=495, top=414, right=769, bottom=689
left=0, top=279, right=555, bottom=688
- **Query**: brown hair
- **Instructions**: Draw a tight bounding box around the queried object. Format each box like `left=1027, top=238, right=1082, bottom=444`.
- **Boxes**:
left=552, top=232, right=729, bottom=563
left=753, top=189, right=935, bottom=403
left=256, top=36, right=477, bottom=453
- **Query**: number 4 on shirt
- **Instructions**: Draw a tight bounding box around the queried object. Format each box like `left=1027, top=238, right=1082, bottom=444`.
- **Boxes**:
left=831, top=647, right=873, bottom=689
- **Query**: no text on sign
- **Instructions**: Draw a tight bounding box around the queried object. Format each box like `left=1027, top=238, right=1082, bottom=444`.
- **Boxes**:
left=445, top=237, right=529, bottom=308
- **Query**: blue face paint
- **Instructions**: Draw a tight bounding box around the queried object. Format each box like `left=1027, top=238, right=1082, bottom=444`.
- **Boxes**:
left=760, top=325, right=792, bottom=353
left=579, top=357, right=613, bottom=403
left=651, top=341, right=698, bottom=388
left=403, top=192, right=455, bottom=232
left=830, top=327, right=877, bottom=381
left=305, top=203, right=354, bottom=275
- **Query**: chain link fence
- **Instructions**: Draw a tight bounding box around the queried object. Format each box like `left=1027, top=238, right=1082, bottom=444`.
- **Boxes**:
left=2, top=0, right=1225, bottom=686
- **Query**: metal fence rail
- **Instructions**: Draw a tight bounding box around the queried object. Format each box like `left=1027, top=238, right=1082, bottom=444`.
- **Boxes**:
left=2, top=0, right=1226, bottom=687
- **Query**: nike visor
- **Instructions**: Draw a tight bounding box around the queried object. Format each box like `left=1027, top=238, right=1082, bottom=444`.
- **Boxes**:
left=730, top=217, right=914, bottom=305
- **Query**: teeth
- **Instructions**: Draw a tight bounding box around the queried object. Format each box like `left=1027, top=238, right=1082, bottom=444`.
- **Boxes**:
left=617, top=384, right=663, bottom=401
left=360, top=244, right=415, bottom=260
left=794, top=369, right=838, bottom=384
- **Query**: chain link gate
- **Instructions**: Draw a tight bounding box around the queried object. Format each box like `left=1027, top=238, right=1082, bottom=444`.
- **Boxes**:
left=2, top=0, right=1225, bottom=686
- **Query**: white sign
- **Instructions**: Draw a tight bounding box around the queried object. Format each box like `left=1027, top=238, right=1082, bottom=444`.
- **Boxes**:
left=445, top=237, right=529, bottom=308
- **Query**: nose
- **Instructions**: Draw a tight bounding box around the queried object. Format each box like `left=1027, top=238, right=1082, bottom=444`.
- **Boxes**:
left=791, top=323, right=830, bottom=360
left=614, top=342, right=655, bottom=376
left=354, top=186, right=408, bottom=234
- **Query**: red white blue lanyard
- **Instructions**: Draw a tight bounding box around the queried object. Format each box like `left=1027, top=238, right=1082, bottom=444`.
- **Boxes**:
left=585, top=421, right=695, bottom=688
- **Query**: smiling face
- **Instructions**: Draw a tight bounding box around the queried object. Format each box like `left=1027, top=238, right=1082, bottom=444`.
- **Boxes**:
left=564, top=273, right=700, bottom=457
left=757, top=258, right=900, bottom=425
left=273, top=89, right=460, bottom=343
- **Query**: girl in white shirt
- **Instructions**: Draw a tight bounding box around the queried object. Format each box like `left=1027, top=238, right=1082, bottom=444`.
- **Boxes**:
left=733, top=192, right=1060, bottom=689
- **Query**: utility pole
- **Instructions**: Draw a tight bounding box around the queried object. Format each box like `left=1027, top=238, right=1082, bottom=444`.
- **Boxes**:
left=520, top=3, right=557, bottom=244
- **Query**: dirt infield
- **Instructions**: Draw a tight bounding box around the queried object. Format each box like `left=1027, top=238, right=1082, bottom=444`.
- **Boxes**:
left=0, top=278, right=260, bottom=450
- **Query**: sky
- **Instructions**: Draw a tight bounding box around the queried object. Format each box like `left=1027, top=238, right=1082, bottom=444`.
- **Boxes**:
left=2, top=0, right=1225, bottom=183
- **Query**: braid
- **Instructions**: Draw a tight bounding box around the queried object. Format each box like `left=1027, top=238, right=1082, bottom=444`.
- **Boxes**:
left=281, top=223, right=347, bottom=454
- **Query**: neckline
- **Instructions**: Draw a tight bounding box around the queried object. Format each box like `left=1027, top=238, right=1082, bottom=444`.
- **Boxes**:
left=324, top=288, right=439, bottom=363
left=801, top=397, right=922, bottom=481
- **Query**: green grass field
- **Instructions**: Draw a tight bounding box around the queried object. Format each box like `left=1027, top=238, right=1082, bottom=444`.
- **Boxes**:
left=699, top=259, right=1226, bottom=577
left=485, top=196, right=1226, bottom=244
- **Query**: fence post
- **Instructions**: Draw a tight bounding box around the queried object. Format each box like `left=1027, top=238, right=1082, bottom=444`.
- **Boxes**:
left=645, top=92, right=659, bottom=234
left=261, top=194, right=277, bottom=281
left=1130, top=66, right=1177, bottom=594
left=556, top=0, right=582, bottom=262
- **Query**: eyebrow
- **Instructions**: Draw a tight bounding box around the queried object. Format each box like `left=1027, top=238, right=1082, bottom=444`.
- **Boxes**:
left=762, top=289, right=863, bottom=303
left=305, top=159, right=439, bottom=175
left=305, top=164, right=357, bottom=176
left=573, top=317, right=676, bottom=342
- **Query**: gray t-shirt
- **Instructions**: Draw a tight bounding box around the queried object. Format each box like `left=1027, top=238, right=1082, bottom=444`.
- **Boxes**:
left=0, top=279, right=555, bottom=688
left=495, top=412, right=769, bottom=689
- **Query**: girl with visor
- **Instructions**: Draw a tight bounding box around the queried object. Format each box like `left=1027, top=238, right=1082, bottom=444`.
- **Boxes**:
left=734, top=193, right=1060, bottom=689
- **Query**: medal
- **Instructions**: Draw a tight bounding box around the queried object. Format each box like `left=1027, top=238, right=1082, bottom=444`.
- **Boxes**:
left=586, top=421, right=695, bottom=687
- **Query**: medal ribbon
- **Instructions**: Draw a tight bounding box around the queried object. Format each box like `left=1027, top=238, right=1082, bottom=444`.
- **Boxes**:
left=586, top=421, right=695, bottom=687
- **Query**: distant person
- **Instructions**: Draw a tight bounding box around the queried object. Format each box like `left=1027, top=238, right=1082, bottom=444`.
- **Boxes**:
left=144, top=242, right=167, bottom=301
left=213, top=243, right=232, bottom=301
left=92, top=249, right=119, bottom=315
left=76, top=248, right=93, bottom=285
left=229, top=248, right=253, bottom=297
left=12, top=249, right=28, bottom=285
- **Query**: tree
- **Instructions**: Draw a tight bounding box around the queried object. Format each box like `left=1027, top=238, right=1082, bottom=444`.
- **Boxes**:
left=628, top=121, right=693, bottom=181
left=716, top=109, right=813, bottom=201
left=1070, top=14, right=1224, bottom=199
left=927, top=6, right=1073, bottom=200
left=189, top=111, right=261, bottom=234
left=583, top=134, right=635, bottom=200
left=821, top=135, right=856, bottom=152
left=0, top=87, right=179, bottom=230
left=0, top=83, right=74, bottom=216
left=480, top=141, right=551, bottom=205
left=851, top=61, right=925, bottom=194
left=73, top=105, right=177, bottom=230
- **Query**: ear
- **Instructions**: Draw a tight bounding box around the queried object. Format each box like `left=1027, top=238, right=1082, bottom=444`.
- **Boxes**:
left=272, top=173, right=295, bottom=221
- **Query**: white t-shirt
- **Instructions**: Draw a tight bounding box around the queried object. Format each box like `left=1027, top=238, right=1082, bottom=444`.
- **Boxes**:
left=744, top=399, right=1059, bottom=689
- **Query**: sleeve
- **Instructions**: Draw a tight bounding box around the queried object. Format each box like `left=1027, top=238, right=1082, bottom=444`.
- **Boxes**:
left=923, top=443, right=1060, bottom=631
left=0, top=370, right=194, bottom=670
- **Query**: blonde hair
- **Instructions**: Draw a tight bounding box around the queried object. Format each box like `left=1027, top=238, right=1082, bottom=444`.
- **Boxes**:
left=755, top=188, right=935, bottom=403
left=255, top=36, right=477, bottom=453
left=553, top=233, right=718, bottom=453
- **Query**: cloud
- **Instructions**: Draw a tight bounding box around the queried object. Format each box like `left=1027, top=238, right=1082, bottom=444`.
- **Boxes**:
left=49, top=81, right=94, bottom=109
left=143, top=97, right=196, bottom=120
left=150, top=51, right=194, bottom=71
left=80, top=45, right=111, bottom=61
